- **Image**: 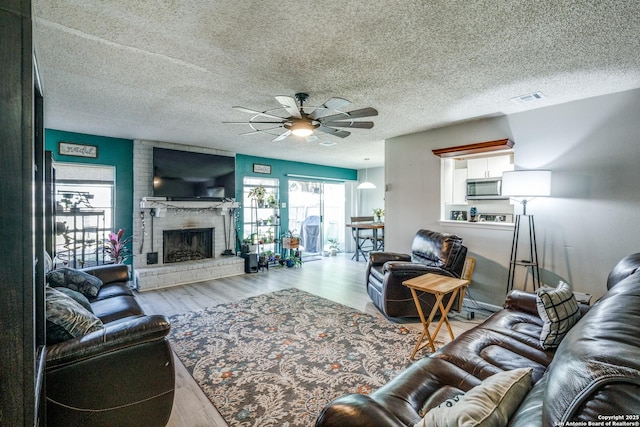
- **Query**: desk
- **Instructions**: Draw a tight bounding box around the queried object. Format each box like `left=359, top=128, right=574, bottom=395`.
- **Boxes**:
left=403, top=273, right=469, bottom=359
left=346, top=222, right=384, bottom=261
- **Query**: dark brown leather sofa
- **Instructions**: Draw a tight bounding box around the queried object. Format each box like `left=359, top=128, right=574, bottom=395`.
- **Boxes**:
left=366, top=229, right=467, bottom=317
left=317, top=253, right=640, bottom=426
left=45, top=264, right=175, bottom=427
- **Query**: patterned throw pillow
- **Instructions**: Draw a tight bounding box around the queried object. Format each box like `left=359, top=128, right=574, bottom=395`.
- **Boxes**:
left=415, top=368, right=533, bottom=427
left=46, top=267, right=103, bottom=298
left=53, top=286, right=94, bottom=312
left=536, top=281, right=581, bottom=349
left=46, top=286, right=103, bottom=344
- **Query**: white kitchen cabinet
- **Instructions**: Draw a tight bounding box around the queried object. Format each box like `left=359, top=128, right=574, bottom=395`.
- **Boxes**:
left=467, top=155, right=513, bottom=179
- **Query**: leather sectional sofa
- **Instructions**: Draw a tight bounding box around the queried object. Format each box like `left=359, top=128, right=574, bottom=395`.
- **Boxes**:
left=316, top=253, right=640, bottom=426
left=45, top=264, right=175, bottom=427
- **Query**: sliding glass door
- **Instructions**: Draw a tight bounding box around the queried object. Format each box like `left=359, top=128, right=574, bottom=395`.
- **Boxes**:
left=288, top=180, right=345, bottom=258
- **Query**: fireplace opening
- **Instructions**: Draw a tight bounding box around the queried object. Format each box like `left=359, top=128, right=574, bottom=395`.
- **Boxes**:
left=163, top=228, right=214, bottom=264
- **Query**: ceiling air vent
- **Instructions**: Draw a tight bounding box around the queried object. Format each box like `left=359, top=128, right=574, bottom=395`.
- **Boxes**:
left=510, top=91, right=545, bottom=105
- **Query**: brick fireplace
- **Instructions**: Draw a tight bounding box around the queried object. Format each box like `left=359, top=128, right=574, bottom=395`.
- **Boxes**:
left=132, top=140, right=244, bottom=291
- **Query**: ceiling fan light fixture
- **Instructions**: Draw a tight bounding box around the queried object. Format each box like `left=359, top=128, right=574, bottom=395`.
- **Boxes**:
left=291, top=122, right=314, bottom=137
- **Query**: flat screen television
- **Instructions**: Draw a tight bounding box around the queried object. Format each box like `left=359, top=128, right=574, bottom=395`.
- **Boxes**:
left=153, top=147, right=236, bottom=200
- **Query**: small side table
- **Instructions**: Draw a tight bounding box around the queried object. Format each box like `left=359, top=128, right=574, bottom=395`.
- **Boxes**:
left=403, top=273, right=469, bottom=360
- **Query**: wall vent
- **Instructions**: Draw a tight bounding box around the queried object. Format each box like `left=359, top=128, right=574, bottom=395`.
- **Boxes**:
left=510, top=91, right=545, bottom=105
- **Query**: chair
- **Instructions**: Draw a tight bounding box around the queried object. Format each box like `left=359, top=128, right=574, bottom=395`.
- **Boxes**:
left=458, top=256, right=476, bottom=312
left=349, top=216, right=375, bottom=260
left=365, top=229, right=468, bottom=318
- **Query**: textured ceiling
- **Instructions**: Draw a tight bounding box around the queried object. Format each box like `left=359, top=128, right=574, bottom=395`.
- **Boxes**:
left=33, top=1, right=640, bottom=169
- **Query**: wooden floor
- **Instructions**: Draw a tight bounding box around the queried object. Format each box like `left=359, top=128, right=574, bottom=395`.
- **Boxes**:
left=136, top=253, right=485, bottom=427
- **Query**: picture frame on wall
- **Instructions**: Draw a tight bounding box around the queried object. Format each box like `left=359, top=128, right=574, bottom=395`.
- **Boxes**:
left=58, top=142, right=98, bottom=158
left=253, top=163, right=271, bottom=174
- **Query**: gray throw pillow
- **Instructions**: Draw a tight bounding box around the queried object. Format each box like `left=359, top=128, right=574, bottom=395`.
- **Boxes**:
left=46, top=267, right=103, bottom=298
left=46, top=286, right=103, bottom=344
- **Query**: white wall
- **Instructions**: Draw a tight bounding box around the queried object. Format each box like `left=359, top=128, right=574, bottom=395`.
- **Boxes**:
left=343, top=167, right=385, bottom=253
left=357, top=166, right=385, bottom=217
left=385, top=88, right=640, bottom=305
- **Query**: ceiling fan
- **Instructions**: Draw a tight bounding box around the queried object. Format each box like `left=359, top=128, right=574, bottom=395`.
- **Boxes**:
left=224, top=93, right=378, bottom=142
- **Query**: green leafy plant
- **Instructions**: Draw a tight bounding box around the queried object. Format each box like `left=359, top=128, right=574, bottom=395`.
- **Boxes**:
left=104, top=228, right=132, bottom=264
left=266, top=194, right=277, bottom=208
left=282, top=229, right=299, bottom=238
left=248, top=185, right=267, bottom=202
left=372, top=208, right=385, bottom=218
left=328, top=238, right=340, bottom=250
left=286, top=255, right=302, bottom=268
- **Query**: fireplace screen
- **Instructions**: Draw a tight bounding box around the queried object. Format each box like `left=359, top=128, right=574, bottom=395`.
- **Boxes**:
left=163, top=228, right=214, bottom=264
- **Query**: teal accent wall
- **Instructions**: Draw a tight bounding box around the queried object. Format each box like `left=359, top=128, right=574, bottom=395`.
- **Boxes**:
left=41, top=134, right=353, bottom=258
left=235, top=154, right=357, bottom=242
left=45, top=129, right=134, bottom=263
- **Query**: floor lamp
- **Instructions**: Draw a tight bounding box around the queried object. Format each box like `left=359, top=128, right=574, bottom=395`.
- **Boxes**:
left=502, top=170, right=551, bottom=294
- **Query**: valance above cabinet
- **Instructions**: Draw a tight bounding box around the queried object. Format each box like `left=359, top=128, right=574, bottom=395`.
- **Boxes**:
left=432, top=139, right=514, bottom=158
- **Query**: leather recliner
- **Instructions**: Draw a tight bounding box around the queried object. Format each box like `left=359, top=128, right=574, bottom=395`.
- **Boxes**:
left=366, top=229, right=467, bottom=318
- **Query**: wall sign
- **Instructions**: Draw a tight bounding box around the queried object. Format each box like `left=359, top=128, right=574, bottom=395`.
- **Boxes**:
left=59, top=142, right=98, bottom=158
left=253, top=163, right=272, bottom=174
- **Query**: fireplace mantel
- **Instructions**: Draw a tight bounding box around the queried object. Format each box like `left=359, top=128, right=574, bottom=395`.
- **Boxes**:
left=140, top=197, right=240, bottom=211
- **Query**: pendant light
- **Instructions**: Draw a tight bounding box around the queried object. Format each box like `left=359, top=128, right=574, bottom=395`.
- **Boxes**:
left=357, top=158, right=376, bottom=189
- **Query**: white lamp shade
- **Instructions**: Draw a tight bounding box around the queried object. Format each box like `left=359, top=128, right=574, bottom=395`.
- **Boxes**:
left=501, top=170, right=551, bottom=197
left=357, top=181, right=376, bottom=189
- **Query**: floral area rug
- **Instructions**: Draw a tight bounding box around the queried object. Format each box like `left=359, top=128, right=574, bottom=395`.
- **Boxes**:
left=168, top=288, right=431, bottom=427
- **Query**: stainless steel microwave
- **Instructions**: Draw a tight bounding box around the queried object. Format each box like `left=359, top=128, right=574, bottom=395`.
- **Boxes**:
left=466, top=178, right=506, bottom=200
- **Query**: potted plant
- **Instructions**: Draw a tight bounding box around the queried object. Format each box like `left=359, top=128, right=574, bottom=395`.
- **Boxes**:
left=286, top=253, right=302, bottom=268
left=266, top=194, right=278, bottom=208
left=104, top=228, right=132, bottom=264
left=281, top=230, right=300, bottom=249
left=328, top=238, right=340, bottom=256
left=373, top=208, right=385, bottom=223
left=248, top=185, right=267, bottom=207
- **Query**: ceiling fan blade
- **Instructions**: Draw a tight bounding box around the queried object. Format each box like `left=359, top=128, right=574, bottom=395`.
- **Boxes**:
left=272, top=130, right=292, bottom=142
left=275, top=96, right=302, bottom=118
left=223, top=121, right=285, bottom=124
left=309, top=97, right=351, bottom=120
left=322, top=121, right=374, bottom=129
left=320, top=107, right=379, bottom=122
left=232, top=106, right=285, bottom=120
left=316, top=125, right=351, bottom=138
left=239, top=126, right=283, bottom=136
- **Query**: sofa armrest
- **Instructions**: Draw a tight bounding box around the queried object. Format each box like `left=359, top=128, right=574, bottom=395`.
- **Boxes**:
left=316, top=394, right=406, bottom=427
left=504, top=289, right=592, bottom=317
left=504, top=289, right=539, bottom=316
left=384, top=261, right=454, bottom=277
left=46, top=314, right=170, bottom=368
left=81, top=263, right=130, bottom=285
left=369, top=251, right=411, bottom=266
